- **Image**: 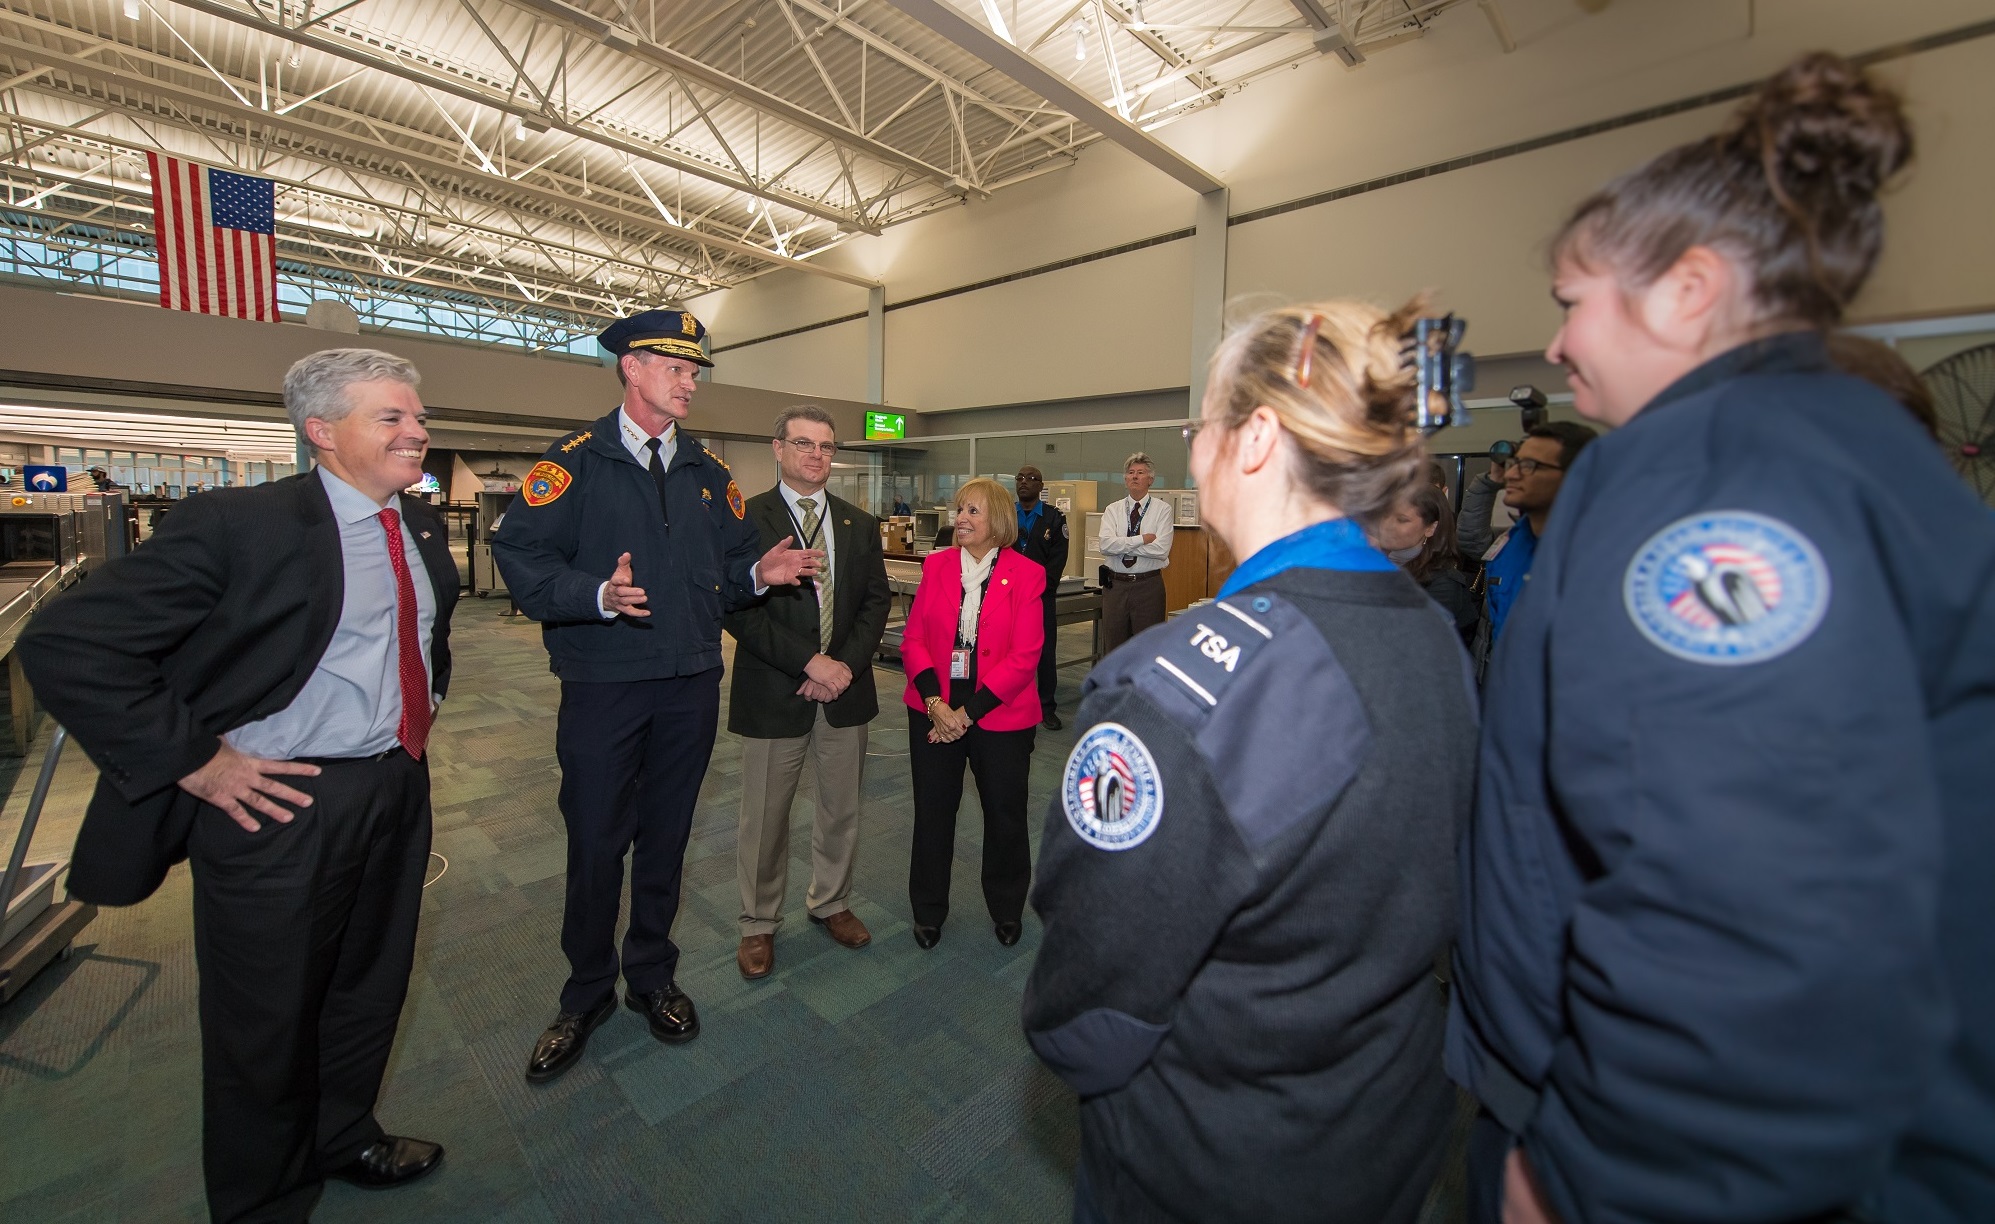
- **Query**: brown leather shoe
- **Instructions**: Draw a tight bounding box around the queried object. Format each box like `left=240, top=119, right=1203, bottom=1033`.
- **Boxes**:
left=810, top=909, right=872, bottom=948
left=737, top=934, right=774, bottom=979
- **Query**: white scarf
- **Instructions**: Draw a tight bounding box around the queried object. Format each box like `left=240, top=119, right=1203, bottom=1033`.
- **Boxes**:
left=958, top=546, right=999, bottom=645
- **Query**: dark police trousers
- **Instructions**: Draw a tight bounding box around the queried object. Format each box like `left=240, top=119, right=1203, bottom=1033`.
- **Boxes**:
left=905, top=708, right=1034, bottom=928
left=1037, top=589, right=1060, bottom=713
left=556, top=670, right=721, bottom=1012
left=187, top=749, right=430, bottom=1224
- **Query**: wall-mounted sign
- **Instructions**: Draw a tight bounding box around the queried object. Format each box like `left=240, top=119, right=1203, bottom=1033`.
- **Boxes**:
left=23, top=465, right=66, bottom=492
left=864, top=411, right=906, bottom=440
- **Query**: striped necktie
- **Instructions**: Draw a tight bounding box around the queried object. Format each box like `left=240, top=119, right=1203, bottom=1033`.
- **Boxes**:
left=799, top=496, right=833, bottom=650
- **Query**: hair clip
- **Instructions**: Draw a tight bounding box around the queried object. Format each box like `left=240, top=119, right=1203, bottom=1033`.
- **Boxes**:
left=1290, top=313, right=1326, bottom=389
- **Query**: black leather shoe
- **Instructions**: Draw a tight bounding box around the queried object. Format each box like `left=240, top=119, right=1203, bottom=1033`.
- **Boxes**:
left=626, top=982, right=700, bottom=1044
left=326, top=1136, right=443, bottom=1189
left=913, top=924, right=941, bottom=949
left=526, top=995, right=614, bottom=1084
left=1042, top=712, right=1063, bottom=730
left=995, top=921, right=1022, bottom=947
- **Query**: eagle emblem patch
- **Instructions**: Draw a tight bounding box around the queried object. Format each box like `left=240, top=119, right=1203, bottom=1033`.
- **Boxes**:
left=521, top=460, right=571, bottom=507
left=1624, top=511, right=1830, bottom=666
left=1062, top=722, right=1164, bottom=852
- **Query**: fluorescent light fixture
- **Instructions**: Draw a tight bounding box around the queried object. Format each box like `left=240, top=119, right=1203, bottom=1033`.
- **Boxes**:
left=123, top=0, right=140, bottom=18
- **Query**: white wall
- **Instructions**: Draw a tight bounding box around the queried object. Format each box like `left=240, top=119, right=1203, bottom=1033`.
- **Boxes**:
left=691, top=0, right=1995, bottom=413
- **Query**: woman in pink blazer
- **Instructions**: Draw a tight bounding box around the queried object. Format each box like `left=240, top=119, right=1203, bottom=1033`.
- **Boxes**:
left=902, top=477, right=1046, bottom=950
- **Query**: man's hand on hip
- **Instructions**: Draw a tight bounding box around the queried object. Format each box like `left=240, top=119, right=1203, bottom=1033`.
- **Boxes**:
left=602, top=551, right=650, bottom=617
left=755, top=536, right=824, bottom=586
left=179, top=743, right=321, bottom=833
left=804, top=654, right=853, bottom=698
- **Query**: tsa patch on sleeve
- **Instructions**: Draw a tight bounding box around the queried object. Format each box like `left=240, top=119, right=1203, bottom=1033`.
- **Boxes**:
left=1623, top=511, right=1830, bottom=666
left=521, top=460, right=571, bottom=507
left=1062, top=722, right=1165, bottom=851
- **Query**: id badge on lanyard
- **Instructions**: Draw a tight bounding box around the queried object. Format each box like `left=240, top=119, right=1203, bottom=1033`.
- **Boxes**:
left=950, top=648, right=972, bottom=680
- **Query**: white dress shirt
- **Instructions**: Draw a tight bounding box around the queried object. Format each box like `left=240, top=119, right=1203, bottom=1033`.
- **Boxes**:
left=597, top=407, right=764, bottom=617
left=229, top=467, right=437, bottom=760
left=778, top=480, right=835, bottom=579
left=1098, top=495, right=1175, bottom=575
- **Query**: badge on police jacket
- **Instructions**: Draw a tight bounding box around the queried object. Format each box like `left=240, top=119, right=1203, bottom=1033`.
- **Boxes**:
left=522, top=460, right=571, bottom=507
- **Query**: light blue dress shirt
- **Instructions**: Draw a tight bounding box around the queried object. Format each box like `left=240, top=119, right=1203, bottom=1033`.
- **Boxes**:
left=228, top=467, right=439, bottom=760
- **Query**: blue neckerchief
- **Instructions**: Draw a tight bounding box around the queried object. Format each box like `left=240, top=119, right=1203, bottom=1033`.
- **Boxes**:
left=1017, top=501, right=1045, bottom=534
left=1218, top=517, right=1394, bottom=599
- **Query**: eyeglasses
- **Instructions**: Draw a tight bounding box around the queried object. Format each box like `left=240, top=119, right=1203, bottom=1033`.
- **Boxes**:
left=1182, top=420, right=1212, bottom=448
left=1509, top=457, right=1564, bottom=476
left=780, top=438, right=838, bottom=457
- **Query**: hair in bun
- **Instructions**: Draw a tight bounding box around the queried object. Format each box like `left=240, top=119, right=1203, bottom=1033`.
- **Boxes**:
left=1201, top=298, right=1428, bottom=522
left=1553, top=52, right=1912, bottom=327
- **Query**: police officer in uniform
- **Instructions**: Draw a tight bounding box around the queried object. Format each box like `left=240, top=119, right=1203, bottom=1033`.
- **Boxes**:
left=1012, top=465, right=1069, bottom=729
left=1025, top=300, right=1477, bottom=1223
left=1449, top=57, right=1995, bottom=1224
left=494, top=309, right=821, bottom=1084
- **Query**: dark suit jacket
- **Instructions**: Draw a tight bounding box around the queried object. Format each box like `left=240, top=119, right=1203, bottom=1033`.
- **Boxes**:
left=17, top=472, right=457, bottom=906
left=1013, top=500, right=1069, bottom=600
left=724, top=487, right=890, bottom=739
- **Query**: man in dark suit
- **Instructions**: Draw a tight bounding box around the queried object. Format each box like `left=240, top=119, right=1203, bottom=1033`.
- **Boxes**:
left=1012, top=465, right=1069, bottom=730
left=726, top=406, right=892, bottom=979
left=19, top=349, right=457, bottom=1223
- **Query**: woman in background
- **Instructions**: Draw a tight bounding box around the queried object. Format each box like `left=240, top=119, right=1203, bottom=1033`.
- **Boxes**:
left=1373, top=484, right=1479, bottom=646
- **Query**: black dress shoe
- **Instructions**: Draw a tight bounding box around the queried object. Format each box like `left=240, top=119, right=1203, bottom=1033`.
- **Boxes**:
left=326, top=1136, right=443, bottom=1189
left=995, top=921, right=1022, bottom=947
left=912, top=924, right=942, bottom=949
left=1042, top=712, right=1063, bottom=730
left=626, top=982, right=700, bottom=1044
left=526, top=994, right=614, bottom=1084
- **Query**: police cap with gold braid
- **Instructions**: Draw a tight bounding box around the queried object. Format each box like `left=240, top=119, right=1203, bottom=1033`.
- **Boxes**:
left=598, top=308, right=713, bottom=367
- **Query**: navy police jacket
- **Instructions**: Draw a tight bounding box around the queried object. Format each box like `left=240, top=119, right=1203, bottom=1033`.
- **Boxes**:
left=492, top=409, right=762, bottom=682
left=1448, top=333, right=1995, bottom=1223
left=1025, top=567, right=1477, bottom=1223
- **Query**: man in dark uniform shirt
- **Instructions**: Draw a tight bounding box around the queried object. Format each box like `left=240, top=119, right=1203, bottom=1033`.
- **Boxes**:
left=493, top=309, right=820, bottom=1084
left=1012, top=465, right=1069, bottom=729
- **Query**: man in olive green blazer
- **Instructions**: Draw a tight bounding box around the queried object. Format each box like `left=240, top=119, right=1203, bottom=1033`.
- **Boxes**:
left=723, top=406, right=891, bottom=980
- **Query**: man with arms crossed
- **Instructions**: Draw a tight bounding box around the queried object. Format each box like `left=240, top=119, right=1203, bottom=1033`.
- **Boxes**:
left=1097, top=452, right=1174, bottom=656
left=726, top=405, right=892, bottom=979
left=21, top=349, right=457, bottom=1221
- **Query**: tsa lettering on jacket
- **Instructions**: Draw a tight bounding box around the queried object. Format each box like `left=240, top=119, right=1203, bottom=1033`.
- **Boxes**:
left=1186, top=623, right=1242, bottom=672
left=1623, top=510, right=1831, bottom=666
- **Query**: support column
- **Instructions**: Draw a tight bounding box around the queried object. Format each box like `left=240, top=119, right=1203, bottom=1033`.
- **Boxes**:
left=867, top=284, right=886, bottom=405
left=1189, top=187, right=1229, bottom=419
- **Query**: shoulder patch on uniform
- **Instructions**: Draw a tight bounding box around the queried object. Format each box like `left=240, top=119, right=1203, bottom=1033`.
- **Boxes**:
left=1145, top=598, right=1275, bottom=707
left=726, top=479, right=745, bottom=519
left=558, top=430, right=591, bottom=453
left=1624, top=510, right=1830, bottom=666
left=521, top=460, right=571, bottom=507
left=1062, top=722, right=1165, bottom=852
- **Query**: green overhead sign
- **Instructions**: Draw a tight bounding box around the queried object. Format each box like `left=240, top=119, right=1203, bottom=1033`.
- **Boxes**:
left=864, top=411, right=906, bottom=440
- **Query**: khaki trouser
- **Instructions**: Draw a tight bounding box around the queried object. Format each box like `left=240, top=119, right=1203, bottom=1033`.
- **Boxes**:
left=736, top=705, right=870, bottom=935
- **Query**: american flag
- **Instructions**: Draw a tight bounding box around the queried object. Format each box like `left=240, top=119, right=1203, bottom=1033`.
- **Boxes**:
left=146, top=153, right=281, bottom=322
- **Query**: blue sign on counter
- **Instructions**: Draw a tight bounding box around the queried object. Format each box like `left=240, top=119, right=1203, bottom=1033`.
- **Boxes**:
left=23, top=466, right=66, bottom=492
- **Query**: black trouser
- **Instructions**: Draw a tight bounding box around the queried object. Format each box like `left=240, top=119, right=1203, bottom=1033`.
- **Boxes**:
left=555, top=670, right=721, bottom=1013
left=906, top=709, right=1035, bottom=927
left=1038, top=590, right=1059, bottom=714
left=187, top=749, right=431, bottom=1224
left=1100, top=570, right=1166, bottom=657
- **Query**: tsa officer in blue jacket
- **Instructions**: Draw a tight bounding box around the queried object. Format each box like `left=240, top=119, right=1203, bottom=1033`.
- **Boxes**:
left=1448, top=56, right=1995, bottom=1224
left=493, top=309, right=821, bottom=1083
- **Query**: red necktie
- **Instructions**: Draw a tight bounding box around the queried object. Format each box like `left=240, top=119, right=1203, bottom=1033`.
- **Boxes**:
left=378, top=507, right=431, bottom=759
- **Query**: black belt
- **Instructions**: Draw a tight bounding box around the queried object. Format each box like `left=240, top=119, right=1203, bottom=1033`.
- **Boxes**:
left=295, top=746, right=408, bottom=767
left=1107, top=570, right=1161, bottom=583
